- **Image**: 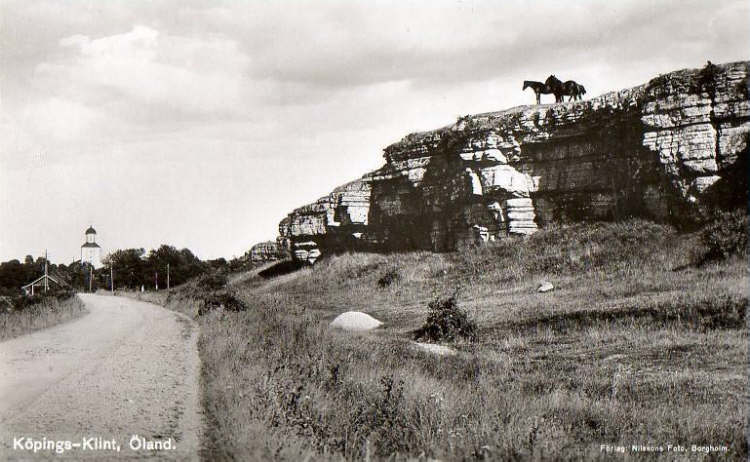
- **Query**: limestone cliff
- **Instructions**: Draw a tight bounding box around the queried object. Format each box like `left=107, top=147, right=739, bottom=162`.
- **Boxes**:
left=280, top=61, right=749, bottom=263
left=249, top=241, right=285, bottom=262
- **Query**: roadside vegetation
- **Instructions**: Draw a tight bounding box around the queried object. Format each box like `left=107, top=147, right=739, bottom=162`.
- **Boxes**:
left=166, top=214, right=746, bottom=461
left=0, top=290, right=87, bottom=341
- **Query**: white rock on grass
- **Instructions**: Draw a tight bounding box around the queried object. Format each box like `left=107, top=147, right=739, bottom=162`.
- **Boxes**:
left=329, top=311, right=383, bottom=331
left=537, top=281, right=554, bottom=293
left=413, top=342, right=457, bottom=356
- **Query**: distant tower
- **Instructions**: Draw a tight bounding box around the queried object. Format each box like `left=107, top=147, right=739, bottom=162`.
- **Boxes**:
left=81, top=225, right=102, bottom=269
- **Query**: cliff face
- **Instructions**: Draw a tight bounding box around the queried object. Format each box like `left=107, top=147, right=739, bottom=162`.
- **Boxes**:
left=248, top=241, right=285, bottom=262
left=280, top=61, right=749, bottom=263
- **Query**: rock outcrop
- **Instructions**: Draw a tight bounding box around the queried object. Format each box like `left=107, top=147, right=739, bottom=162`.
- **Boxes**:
left=279, top=61, right=749, bottom=262
left=248, top=241, right=285, bottom=262
left=278, top=179, right=372, bottom=264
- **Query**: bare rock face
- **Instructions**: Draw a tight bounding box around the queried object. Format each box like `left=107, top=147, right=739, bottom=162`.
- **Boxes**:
left=249, top=241, right=285, bottom=263
left=278, top=179, right=372, bottom=264
left=280, top=61, right=748, bottom=262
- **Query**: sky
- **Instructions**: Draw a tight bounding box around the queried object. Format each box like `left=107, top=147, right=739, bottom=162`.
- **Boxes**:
left=1, top=0, right=748, bottom=263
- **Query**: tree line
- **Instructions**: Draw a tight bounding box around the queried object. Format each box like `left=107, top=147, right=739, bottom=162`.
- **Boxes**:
left=0, top=242, right=285, bottom=296
left=100, top=245, right=209, bottom=290
left=0, top=256, right=63, bottom=296
left=0, top=245, right=217, bottom=294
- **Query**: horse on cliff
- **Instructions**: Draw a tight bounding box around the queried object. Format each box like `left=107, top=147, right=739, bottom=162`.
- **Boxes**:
left=524, top=76, right=583, bottom=104
left=523, top=79, right=561, bottom=104
left=562, top=80, right=587, bottom=101
left=543, top=75, right=565, bottom=103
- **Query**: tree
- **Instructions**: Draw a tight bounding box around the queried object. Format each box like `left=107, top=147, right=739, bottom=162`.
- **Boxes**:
left=102, top=248, right=148, bottom=289
left=101, top=245, right=208, bottom=290
left=146, top=245, right=206, bottom=288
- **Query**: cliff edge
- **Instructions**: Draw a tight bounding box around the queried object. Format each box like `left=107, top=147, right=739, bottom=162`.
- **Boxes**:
left=279, top=61, right=749, bottom=263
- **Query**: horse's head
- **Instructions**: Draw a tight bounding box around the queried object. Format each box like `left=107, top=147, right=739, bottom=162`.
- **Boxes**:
left=578, top=85, right=587, bottom=95
left=545, top=75, right=561, bottom=85
left=522, top=81, right=530, bottom=90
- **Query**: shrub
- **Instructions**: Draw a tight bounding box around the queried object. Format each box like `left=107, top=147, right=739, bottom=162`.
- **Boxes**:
left=697, top=61, right=720, bottom=97
left=415, top=293, right=477, bottom=342
left=196, top=271, right=227, bottom=291
left=377, top=267, right=401, bottom=288
left=348, top=261, right=383, bottom=280
left=700, top=209, right=748, bottom=261
left=197, top=289, right=246, bottom=316
left=4, top=289, right=74, bottom=311
left=0, top=296, right=14, bottom=313
left=349, top=375, right=413, bottom=457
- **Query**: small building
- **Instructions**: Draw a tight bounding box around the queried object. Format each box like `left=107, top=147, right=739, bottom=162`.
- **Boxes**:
left=22, top=274, right=63, bottom=296
left=81, top=225, right=102, bottom=269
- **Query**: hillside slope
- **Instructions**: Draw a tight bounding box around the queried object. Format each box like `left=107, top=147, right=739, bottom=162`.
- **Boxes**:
left=190, top=217, right=747, bottom=460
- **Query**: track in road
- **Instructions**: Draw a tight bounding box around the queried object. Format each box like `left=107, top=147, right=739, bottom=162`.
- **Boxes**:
left=0, top=294, right=202, bottom=460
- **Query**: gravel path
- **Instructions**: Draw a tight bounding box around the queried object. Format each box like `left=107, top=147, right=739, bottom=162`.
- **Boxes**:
left=0, top=294, right=202, bottom=460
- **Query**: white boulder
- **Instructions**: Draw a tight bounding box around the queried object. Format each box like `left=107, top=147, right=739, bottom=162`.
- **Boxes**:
left=329, top=311, right=383, bottom=332
left=537, top=281, right=554, bottom=293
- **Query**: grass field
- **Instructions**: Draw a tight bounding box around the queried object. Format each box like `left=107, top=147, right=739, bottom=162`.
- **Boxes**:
left=0, top=293, right=87, bottom=342
left=168, top=218, right=747, bottom=461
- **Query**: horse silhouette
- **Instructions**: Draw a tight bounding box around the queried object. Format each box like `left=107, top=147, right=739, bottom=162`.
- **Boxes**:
left=544, top=75, right=565, bottom=103
left=524, top=76, right=584, bottom=104
left=523, top=78, right=563, bottom=104
left=562, top=80, right=586, bottom=101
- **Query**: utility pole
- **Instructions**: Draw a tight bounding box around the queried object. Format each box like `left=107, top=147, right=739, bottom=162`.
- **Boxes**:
left=88, top=264, right=93, bottom=293
left=155, top=271, right=158, bottom=291
left=44, top=249, right=48, bottom=293
left=110, top=266, right=114, bottom=294
left=166, top=263, right=170, bottom=290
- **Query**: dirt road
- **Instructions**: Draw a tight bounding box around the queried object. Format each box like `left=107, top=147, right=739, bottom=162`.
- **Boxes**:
left=0, top=294, right=202, bottom=460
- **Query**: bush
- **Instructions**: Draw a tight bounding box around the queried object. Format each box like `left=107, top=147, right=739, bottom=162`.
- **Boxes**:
left=697, top=61, right=720, bottom=97
left=415, top=294, right=477, bottom=342
left=3, top=288, right=74, bottom=312
left=377, top=267, right=401, bottom=288
left=700, top=209, right=748, bottom=261
left=0, top=296, right=14, bottom=313
left=196, top=271, right=228, bottom=291
left=197, top=290, right=246, bottom=316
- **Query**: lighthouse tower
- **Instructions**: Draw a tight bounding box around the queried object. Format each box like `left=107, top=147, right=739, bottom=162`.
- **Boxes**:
left=81, top=225, right=102, bottom=269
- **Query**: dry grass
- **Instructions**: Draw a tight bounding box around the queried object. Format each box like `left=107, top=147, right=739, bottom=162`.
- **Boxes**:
left=175, top=219, right=747, bottom=461
left=0, top=294, right=87, bottom=342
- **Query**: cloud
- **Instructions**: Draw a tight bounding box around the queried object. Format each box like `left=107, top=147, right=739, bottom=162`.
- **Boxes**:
left=190, top=0, right=749, bottom=90
left=37, top=25, right=252, bottom=122
left=20, top=97, right=101, bottom=143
